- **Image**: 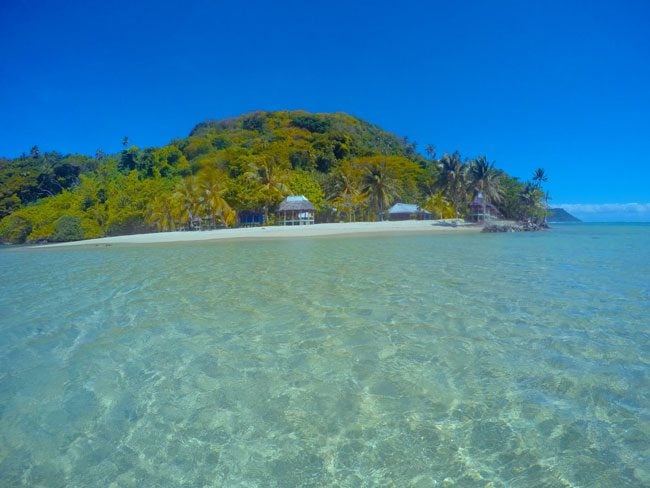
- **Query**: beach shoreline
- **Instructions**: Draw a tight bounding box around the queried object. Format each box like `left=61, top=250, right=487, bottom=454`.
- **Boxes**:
left=38, top=220, right=482, bottom=248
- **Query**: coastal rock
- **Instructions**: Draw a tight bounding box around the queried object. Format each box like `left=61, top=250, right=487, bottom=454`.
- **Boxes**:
left=481, top=221, right=549, bottom=233
left=482, top=222, right=523, bottom=233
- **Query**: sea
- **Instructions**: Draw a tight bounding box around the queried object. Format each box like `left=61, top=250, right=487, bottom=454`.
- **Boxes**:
left=0, top=223, right=648, bottom=487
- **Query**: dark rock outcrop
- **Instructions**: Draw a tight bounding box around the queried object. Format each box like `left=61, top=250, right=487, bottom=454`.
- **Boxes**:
left=482, top=221, right=549, bottom=233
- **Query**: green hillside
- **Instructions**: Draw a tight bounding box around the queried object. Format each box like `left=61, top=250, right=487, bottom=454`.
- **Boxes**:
left=0, top=110, right=549, bottom=243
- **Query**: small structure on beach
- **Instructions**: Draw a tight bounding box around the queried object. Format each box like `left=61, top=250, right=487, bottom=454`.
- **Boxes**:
left=468, top=192, right=500, bottom=222
left=277, top=195, right=316, bottom=225
left=238, top=210, right=264, bottom=227
left=387, top=203, right=431, bottom=221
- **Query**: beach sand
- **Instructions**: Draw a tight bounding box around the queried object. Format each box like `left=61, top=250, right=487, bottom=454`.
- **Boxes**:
left=43, top=220, right=481, bottom=247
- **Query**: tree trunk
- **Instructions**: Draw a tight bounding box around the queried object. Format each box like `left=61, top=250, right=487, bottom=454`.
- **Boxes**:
left=543, top=195, right=548, bottom=224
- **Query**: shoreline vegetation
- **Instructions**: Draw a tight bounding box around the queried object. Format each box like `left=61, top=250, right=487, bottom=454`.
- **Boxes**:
left=1, top=110, right=555, bottom=245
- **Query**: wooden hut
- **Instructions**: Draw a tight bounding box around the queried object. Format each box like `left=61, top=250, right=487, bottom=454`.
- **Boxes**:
left=468, top=192, right=500, bottom=222
left=277, top=196, right=316, bottom=225
left=387, top=203, right=431, bottom=221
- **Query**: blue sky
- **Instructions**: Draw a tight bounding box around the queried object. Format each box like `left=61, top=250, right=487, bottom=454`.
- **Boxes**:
left=1, top=0, right=649, bottom=220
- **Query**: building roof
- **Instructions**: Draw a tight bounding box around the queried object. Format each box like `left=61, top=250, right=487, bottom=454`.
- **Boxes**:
left=469, top=192, right=500, bottom=217
left=469, top=192, right=498, bottom=209
left=277, top=195, right=316, bottom=212
left=388, top=203, right=430, bottom=214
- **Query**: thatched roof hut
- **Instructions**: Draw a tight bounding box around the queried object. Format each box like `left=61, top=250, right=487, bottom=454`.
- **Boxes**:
left=387, top=203, right=431, bottom=221
left=277, top=195, right=316, bottom=225
left=468, top=192, right=500, bottom=222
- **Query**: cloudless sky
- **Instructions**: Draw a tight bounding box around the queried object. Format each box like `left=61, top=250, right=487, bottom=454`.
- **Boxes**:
left=1, top=0, right=649, bottom=218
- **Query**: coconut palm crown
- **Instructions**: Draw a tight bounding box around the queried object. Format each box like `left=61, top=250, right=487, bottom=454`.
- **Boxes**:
left=437, top=152, right=468, bottom=218
left=470, top=156, right=503, bottom=220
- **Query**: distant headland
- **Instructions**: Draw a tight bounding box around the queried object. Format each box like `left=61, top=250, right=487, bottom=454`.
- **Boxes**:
left=547, top=208, right=581, bottom=222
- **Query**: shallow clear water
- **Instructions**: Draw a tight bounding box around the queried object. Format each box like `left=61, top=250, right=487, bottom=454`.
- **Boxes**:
left=1, top=224, right=649, bottom=487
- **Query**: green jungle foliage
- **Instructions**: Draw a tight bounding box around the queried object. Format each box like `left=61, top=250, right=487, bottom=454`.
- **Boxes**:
left=0, top=111, right=548, bottom=243
left=51, top=215, right=84, bottom=242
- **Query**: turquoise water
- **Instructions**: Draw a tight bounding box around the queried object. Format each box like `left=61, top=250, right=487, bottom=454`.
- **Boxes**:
left=1, top=224, right=649, bottom=487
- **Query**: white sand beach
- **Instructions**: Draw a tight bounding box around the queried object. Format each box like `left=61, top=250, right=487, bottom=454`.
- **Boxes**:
left=43, top=219, right=481, bottom=247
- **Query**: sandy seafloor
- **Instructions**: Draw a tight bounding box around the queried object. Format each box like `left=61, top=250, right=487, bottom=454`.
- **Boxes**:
left=4, top=222, right=647, bottom=486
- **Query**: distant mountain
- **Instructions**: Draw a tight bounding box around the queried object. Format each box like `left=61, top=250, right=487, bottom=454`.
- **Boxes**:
left=547, top=208, right=581, bottom=222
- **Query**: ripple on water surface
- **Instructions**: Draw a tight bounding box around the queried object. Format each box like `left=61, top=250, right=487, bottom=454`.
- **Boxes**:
left=0, top=224, right=649, bottom=486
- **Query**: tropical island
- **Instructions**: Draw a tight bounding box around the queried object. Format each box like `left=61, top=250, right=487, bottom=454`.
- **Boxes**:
left=0, top=110, right=556, bottom=244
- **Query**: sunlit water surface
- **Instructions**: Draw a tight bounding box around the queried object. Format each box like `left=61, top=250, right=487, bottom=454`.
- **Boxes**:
left=1, top=224, right=649, bottom=487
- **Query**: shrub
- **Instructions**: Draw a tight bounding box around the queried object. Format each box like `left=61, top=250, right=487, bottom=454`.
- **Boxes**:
left=242, top=113, right=267, bottom=132
left=51, top=215, right=84, bottom=242
left=290, top=115, right=331, bottom=133
left=0, top=215, right=33, bottom=244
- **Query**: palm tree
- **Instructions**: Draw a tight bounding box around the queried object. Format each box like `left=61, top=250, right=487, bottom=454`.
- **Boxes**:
left=330, top=160, right=364, bottom=222
left=532, top=168, right=549, bottom=223
left=222, top=207, right=237, bottom=228
left=519, top=182, right=544, bottom=222
left=198, top=167, right=233, bottom=228
left=245, top=156, right=290, bottom=224
left=437, top=152, right=468, bottom=218
left=146, top=194, right=175, bottom=231
left=361, top=160, right=399, bottom=221
left=172, top=177, right=201, bottom=230
left=470, top=156, right=503, bottom=222
left=423, top=191, right=454, bottom=219
left=425, top=144, right=437, bottom=160
left=532, top=168, right=547, bottom=187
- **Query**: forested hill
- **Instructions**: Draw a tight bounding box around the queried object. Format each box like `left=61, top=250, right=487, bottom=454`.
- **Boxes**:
left=0, top=110, right=547, bottom=244
left=547, top=208, right=581, bottom=222
left=187, top=111, right=424, bottom=164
